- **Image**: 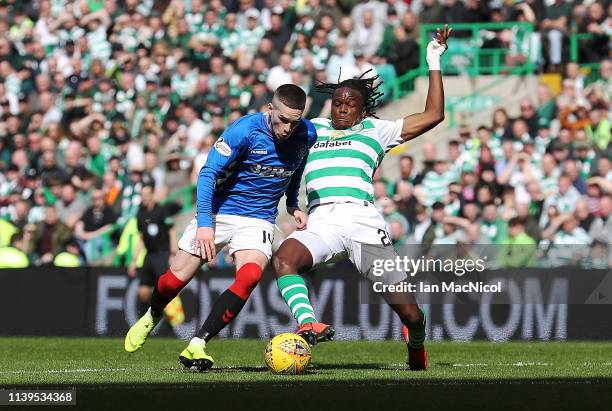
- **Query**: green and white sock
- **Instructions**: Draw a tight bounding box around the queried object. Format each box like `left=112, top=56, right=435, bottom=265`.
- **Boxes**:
left=407, top=308, right=426, bottom=350
left=277, top=274, right=317, bottom=326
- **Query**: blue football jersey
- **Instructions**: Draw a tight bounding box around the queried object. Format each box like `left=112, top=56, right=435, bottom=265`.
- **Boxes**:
left=196, top=112, right=316, bottom=227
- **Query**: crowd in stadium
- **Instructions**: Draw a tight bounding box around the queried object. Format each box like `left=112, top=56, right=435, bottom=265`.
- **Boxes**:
left=0, top=0, right=610, bottom=268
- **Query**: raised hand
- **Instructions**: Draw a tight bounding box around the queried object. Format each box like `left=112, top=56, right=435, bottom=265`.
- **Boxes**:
left=435, top=24, right=453, bottom=49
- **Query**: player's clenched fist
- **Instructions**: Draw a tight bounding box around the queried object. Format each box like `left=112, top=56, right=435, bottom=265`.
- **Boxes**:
left=196, top=226, right=216, bottom=262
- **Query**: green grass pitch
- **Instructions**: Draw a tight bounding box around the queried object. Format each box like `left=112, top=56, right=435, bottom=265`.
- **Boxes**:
left=1, top=338, right=611, bottom=410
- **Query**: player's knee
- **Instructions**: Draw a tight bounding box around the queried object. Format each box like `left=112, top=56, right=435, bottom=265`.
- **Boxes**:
left=271, top=252, right=294, bottom=278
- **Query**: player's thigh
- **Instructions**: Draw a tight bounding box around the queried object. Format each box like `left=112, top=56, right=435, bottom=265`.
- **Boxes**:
left=349, top=241, right=416, bottom=305
left=170, top=249, right=204, bottom=282
left=344, top=205, right=398, bottom=278
left=224, top=215, right=275, bottom=262
left=286, top=223, right=347, bottom=271
left=233, top=249, right=268, bottom=270
left=350, top=241, right=408, bottom=284
left=177, top=216, right=232, bottom=259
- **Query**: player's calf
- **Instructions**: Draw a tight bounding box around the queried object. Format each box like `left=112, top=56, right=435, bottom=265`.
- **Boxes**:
left=402, top=325, right=427, bottom=371
left=193, top=262, right=263, bottom=341
left=150, top=268, right=188, bottom=318
left=398, top=305, right=427, bottom=371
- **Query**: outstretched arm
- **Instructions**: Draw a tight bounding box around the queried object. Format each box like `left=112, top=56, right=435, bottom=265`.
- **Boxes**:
left=400, top=25, right=452, bottom=142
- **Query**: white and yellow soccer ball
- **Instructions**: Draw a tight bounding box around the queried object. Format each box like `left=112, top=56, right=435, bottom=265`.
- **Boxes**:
left=264, top=333, right=311, bottom=375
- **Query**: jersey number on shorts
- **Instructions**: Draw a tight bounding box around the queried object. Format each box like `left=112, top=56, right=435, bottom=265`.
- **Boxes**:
left=377, top=229, right=392, bottom=247
left=262, top=230, right=273, bottom=244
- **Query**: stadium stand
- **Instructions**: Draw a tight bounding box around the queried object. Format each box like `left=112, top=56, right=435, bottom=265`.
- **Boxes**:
left=0, top=0, right=609, bottom=269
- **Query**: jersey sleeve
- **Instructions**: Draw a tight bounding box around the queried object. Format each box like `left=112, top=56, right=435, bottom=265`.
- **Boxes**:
left=196, top=119, right=251, bottom=227
left=371, top=118, right=405, bottom=152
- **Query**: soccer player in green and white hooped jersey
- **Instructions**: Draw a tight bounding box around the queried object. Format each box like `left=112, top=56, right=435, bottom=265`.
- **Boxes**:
left=271, top=25, right=453, bottom=370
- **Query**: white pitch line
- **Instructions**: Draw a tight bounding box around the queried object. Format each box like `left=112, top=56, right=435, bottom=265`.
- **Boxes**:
left=452, top=362, right=552, bottom=367
left=0, top=368, right=129, bottom=375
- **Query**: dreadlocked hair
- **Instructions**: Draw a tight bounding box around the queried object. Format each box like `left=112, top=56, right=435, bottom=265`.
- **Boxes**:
left=315, top=69, right=384, bottom=118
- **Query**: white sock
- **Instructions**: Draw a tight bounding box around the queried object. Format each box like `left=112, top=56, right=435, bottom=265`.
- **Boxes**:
left=190, top=337, right=206, bottom=347
left=146, top=307, right=162, bottom=323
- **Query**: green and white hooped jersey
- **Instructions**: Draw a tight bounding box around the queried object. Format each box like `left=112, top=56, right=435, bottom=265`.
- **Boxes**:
left=305, top=117, right=404, bottom=210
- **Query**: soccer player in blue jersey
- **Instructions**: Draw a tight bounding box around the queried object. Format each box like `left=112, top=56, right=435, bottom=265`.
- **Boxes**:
left=124, top=84, right=317, bottom=371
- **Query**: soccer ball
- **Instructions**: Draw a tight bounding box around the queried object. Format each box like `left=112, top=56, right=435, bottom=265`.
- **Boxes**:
left=264, top=333, right=311, bottom=375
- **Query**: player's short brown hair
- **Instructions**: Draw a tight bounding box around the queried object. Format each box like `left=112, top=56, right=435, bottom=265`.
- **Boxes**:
left=273, top=84, right=306, bottom=110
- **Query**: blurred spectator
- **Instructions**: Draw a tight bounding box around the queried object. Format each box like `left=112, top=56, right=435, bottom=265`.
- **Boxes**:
left=517, top=97, right=540, bottom=138
left=74, top=189, right=118, bottom=260
left=416, top=159, right=456, bottom=207
left=53, top=238, right=84, bottom=267
left=387, top=26, right=419, bottom=75
left=165, top=150, right=191, bottom=204
left=538, top=153, right=560, bottom=197
left=575, top=198, right=595, bottom=232
left=267, top=53, right=293, bottom=91
left=559, top=98, right=592, bottom=136
left=55, top=182, right=86, bottom=229
left=577, top=1, right=609, bottom=64
left=410, top=203, right=431, bottom=244
left=421, top=201, right=446, bottom=251
left=586, top=102, right=610, bottom=151
left=24, top=206, right=72, bottom=265
left=499, top=217, right=536, bottom=268
left=394, top=180, right=418, bottom=225
left=0, top=233, right=29, bottom=268
left=0, top=0, right=607, bottom=271
left=537, top=84, right=556, bottom=127
left=398, top=155, right=418, bottom=185
left=419, top=0, right=445, bottom=24
left=381, top=198, right=409, bottom=246
left=349, top=9, right=383, bottom=58
left=480, top=202, right=506, bottom=244
left=589, top=195, right=612, bottom=242
left=541, top=0, right=571, bottom=71
left=265, top=10, right=291, bottom=52
left=102, top=170, right=123, bottom=214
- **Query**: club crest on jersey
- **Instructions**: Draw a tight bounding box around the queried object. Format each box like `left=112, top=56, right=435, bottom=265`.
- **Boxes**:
left=214, top=137, right=232, bottom=156
left=330, top=130, right=345, bottom=139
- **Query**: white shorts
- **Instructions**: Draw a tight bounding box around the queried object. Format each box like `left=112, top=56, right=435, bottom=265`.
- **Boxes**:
left=178, top=214, right=275, bottom=260
left=287, top=202, right=407, bottom=285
